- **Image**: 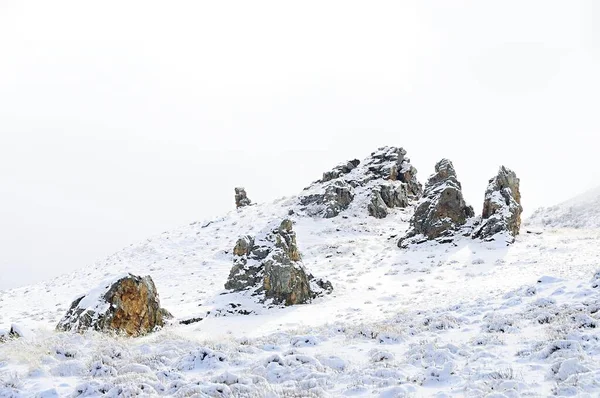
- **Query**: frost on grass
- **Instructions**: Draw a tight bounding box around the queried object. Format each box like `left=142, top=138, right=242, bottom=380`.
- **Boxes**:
left=1, top=159, right=600, bottom=396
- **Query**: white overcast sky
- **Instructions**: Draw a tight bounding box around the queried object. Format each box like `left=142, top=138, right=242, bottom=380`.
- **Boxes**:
left=1, top=1, right=598, bottom=289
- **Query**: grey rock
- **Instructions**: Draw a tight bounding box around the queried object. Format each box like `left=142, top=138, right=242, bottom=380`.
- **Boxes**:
left=362, top=146, right=422, bottom=198
left=235, top=187, right=252, bottom=208
left=300, top=146, right=421, bottom=218
left=400, top=159, right=474, bottom=246
left=379, top=182, right=410, bottom=208
left=323, top=181, right=354, bottom=218
left=368, top=189, right=388, bottom=219
left=473, top=166, right=522, bottom=242
left=56, top=274, right=166, bottom=336
left=322, top=159, right=360, bottom=182
left=300, top=180, right=354, bottom=218
left=367, top=181, right=410, bottom=219
left=225, top=219, right=332, bottom=305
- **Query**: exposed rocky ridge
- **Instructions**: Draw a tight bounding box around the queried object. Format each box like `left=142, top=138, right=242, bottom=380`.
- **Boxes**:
left=235, top=187, right=252, bottom=208
left=225, top=219, right=332, bottom=306
left=399, top=159, right=474, bottom=246
left=299, top=146, right=422, bottom=219
left=56, top=273, right=166, bottom=336
left=473, top=166, right=522, bottom=242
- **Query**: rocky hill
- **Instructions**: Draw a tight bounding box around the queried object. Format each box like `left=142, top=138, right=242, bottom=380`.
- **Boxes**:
left=0, top=147, right=598, bottom=397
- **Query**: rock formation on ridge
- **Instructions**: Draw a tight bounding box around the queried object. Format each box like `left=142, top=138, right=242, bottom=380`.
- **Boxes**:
left=299, top=146, right=422, bottom=219
left=399, top=159, right=474, bottom=246
left=56, top=274, right=166, bottom=336
left=472, top=166, right=522, bottom=242
left=225, top=219, right=332, bottom=305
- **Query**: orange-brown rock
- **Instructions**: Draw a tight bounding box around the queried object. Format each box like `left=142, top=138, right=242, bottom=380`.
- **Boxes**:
left=56, top=274, right=166, bottom=336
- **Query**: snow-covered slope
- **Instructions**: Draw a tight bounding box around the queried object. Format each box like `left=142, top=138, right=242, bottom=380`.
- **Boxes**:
left=527, top=185, right=600, bottom=229
left=1, top=156, right=600, bottom=397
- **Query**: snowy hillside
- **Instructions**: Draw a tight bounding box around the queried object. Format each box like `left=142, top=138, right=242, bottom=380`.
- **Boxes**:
left=527, top=185, right=600, bottom=229
left=1, top=151, right=600, bottom=397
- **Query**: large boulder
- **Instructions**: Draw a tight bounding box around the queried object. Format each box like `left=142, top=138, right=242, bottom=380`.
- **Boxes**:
left=56, top=274, right=166, bottom=336
left=473, top=166, right=522, bottom=242
left=299, top=146, right=421, bottom=219
left=225, top=219, right=332, bottom=305
left=235, top=187, right=252, bottom=208
left=399, top=159, right=474, bottom=246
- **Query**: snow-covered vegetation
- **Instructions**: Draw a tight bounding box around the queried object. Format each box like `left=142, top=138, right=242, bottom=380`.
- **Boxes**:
left=527, top=186, right=600, bottom=229
left=1, top=163, right=600, bottom=396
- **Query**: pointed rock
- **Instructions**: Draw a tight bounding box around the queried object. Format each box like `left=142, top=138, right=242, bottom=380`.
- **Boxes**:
left=235, top=187, right=252, bottom=208
left=473, top=166, right=522, bottom=242
left=225, top=219, right=332, bottom=305
left=56, top=274, right=167, bottom=336
left=399, top=159, right=474, bottom=246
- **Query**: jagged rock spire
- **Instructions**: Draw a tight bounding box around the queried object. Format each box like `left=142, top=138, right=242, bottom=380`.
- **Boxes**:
left=473, top=166, right=522, bottom=242
left=399, top=159, right=474, bottom=246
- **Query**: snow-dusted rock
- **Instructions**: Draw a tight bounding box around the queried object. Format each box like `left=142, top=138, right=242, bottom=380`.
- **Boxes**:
left=225, top=219, right=332, bottom=305
left=322, top=159, right=360, bottom=182
left=473, top=166, right=522, bottom=242
left=56, top=273, right=166, bottom=336
left=368, top=182, right=410, bottom=219
left=234, top=187, right=252, bottom=208
left=367, top=188, right=389, bottom=219
left=300, top=179, right=354, bottom=218
left=399, top=159, right=474, bottom=246
left=300, top=146, right=421, bottom=219
left=361, top=146, right=422, bottom=198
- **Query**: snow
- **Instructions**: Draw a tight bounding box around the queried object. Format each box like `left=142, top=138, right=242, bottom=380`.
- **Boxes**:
left=74, top=273, right=132, bottom=313
left=1, top=190, right=600, bottom=396
left=527, top=185, right=600, bottom=229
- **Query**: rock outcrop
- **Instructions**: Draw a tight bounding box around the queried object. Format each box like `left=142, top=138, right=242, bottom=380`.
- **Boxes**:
left=399, top=159, right=474, bottom=246
left=225, top=219, right=332, bottom=305
left=368, top=188, right=389, bottom=219
left=299, top=146, right=422, bottom=218
left=362, top=147, right=422, bottom=199
left=56, top=274, right=166, bottom=336
left=322, top=159, right=360, bottom=183
left=235, top=187, right=252, bottom=208
left=300, top=180, right=354, bottom=219
left=368, top=182, right=410, bottom=219
left=473, top=166, right=522, bottom=242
